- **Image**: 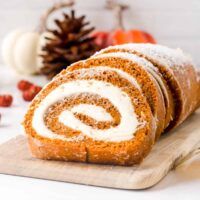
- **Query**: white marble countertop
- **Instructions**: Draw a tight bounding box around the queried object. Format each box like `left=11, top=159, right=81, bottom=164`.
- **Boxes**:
left=0, top=67, right=199, bottom=200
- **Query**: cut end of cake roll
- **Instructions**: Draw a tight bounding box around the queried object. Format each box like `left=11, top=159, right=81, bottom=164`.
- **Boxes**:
left=23, top=43, right=200, bottom=166
left=24, top=67, right=155, bottom=166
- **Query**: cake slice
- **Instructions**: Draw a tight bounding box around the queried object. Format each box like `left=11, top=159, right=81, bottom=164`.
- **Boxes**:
left=97, top=44, right=200, bottom=130
left=23, top=43, right=200, bottom=166
left=24, top=67, right=155, bottom=165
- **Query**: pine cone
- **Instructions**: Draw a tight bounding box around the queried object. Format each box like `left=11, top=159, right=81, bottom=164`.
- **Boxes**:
left=40, top=10, right=99, bottom=79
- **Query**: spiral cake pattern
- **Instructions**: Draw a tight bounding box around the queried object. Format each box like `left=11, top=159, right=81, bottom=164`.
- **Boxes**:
left=23, top=44, right=200, bottom=166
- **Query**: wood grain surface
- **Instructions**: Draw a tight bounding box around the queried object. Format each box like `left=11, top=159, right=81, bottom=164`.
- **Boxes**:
left=0, top=109, right=200, bottom=190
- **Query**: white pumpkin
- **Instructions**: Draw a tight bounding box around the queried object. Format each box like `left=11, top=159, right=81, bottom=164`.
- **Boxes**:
left=2, top=29, right=54, bottom=75
left=2, top=30, right=41, bottom=74
left=2, top=30, right=25, bottom=71
left=14, top=32, right=40, bottom=74
left=1, top=1, right=74, bottom=75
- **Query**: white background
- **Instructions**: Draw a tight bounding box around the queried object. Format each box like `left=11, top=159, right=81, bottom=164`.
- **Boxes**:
left=0, top=0, right=200, bottom=200
left=0, top=0, right=200, bottom=66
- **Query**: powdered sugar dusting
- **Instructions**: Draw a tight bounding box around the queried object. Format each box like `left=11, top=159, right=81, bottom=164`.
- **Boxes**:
left=96, top=44, right=198, bottom=116
left=96, top=43, right=192, bottom=70
left=93, top=51, right=158, bottom=72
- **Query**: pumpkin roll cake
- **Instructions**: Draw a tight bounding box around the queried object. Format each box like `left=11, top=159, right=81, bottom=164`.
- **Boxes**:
left=97, top=43, right=200, bottom=130
left=23, top=43, right=200, bottom=166
left=68, top=53, right=166, bottom=140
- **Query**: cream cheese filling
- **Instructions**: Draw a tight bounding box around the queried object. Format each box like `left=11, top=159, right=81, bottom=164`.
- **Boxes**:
left=32, top=80, right=141, bottom=142
left=71, top=104, right=113, bottom=121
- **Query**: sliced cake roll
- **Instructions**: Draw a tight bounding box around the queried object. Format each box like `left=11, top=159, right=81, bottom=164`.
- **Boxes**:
left=23, top=43, right=200, bottom=166
left=67, top=53, right=166, bottom=140
left=97, top=44, right=199, bottom=130
left=24, top=67, right=155, bottom=166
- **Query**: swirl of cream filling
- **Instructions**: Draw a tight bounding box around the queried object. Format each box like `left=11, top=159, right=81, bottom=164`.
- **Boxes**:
left=32, top=79, right=142, bottom=142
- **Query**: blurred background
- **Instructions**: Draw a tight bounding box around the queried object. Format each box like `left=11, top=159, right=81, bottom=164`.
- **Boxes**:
left=0, top=2, right=200, bottom=198
left=0, top=0, right=200, bottom=66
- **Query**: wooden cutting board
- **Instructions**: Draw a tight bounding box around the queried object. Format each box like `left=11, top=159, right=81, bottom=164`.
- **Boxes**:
left=0, top=109, right=200, bottom=190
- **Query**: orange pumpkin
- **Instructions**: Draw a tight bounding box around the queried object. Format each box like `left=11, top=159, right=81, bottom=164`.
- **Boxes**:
left=112, top=29, right=156, bottom=45
left=92, top=1, right=156, bottom=49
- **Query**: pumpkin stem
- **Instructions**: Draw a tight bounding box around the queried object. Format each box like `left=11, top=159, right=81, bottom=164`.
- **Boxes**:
left=37, top=0, right=75, bottom=33
left=105, top=0, right=128, bottom=30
